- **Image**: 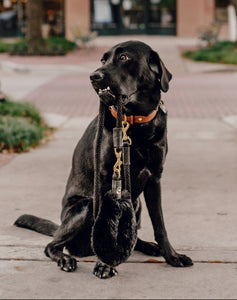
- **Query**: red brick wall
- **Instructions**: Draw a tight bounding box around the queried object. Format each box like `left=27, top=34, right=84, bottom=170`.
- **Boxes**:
left=65, top=0, right=90, bottom=40
left=177, top=0, right=215, bottom=37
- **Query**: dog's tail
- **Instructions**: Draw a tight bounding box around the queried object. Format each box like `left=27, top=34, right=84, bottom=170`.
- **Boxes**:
left=14, top=214, right=59, bottom=237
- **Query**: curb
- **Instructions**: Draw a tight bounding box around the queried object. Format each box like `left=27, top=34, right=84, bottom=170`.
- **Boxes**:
left=43, top=113, right=69, bottom=128
left=0, top=60, right=95, bottom=74
left=222, top=115, right=237, bottom=129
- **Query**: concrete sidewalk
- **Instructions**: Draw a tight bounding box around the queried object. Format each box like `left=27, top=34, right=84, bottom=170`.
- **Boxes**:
left=0, top=36, right=237, bottom=299
left=0, top=116, right=236, bottom=299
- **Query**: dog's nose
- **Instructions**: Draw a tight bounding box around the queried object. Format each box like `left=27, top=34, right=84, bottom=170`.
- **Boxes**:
left=90, top=71, right=104, bottom=82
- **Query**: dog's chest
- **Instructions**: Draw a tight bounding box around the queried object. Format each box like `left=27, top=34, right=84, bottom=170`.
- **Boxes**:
left=130, top=139, right=166, bottom=179
left=130, top=146, right=151, bottom=177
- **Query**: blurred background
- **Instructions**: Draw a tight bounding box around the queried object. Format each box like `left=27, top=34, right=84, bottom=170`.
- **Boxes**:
left=0, top=0, right=235, bottom=41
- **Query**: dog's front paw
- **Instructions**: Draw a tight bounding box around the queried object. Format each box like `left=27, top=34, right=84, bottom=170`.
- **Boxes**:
left=93, top=261, right=118, bottom=279
left=165, top=252, right=193, bottom=267
left=57, top=255, right=77, bottom=272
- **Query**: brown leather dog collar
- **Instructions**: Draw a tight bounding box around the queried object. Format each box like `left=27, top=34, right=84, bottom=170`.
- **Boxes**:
left=109, top=102, right=162, bottom=125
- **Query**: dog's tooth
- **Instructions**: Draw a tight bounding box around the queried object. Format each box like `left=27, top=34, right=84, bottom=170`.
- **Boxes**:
left=107, top=86, right=110, bottom=90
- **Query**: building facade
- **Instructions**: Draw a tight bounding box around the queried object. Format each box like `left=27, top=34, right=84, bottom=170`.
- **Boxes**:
left=0, top=0, right=230, bottom=40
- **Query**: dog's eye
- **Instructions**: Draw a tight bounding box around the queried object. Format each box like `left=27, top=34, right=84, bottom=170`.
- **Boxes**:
left=101, top=59, right=106, bottom=65
left=119, top=54, right=129, bottom=62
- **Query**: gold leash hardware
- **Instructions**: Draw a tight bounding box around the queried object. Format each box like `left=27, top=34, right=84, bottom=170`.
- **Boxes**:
left=112, top=115, right=132, bottom=180
left=113, top=149, right=122, bottom=179
left=122, top=115, right=132, bottom=145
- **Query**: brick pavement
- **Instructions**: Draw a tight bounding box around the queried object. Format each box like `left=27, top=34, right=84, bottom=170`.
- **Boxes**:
left=0, top=46, right=108, bottom=66
left=0, top=153, right=17, bottom=167
left=166, top=72, right=237, bottom=118
left=25, top=73, right=99, bottom=118
left=4, top=43, right=234, bottom=119
left=25, top=71, right=237, bottom=119
left=1, top=42, right=237, bottom=168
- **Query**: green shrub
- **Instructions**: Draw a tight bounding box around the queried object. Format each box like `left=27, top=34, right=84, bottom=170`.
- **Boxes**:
left=46, top=37, right=76, bottom=52
left=0, top=116, right=44, bottom=152
left=7, top=37, right=76, bottom=56
left=183, top=41, right=237, bottom=64
left=222, top=51, right=237, bottom=64
left=0, top=99, right=51, bottom=152
left=0, top=100, right=43, bottom=125
left=0, top=41, right=11, bottom=53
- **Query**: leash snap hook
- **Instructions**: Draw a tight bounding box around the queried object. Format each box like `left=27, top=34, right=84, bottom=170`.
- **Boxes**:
left=122, top=116, right=132, bottom=145
left=113, top=149, right=122, bottom=179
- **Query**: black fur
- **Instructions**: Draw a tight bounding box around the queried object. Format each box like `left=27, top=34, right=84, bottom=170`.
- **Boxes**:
left=14, top=41, right=193, bottom=279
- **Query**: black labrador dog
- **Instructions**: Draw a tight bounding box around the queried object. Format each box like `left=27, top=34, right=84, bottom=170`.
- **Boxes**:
left=15, top=41, right=193, bottom=279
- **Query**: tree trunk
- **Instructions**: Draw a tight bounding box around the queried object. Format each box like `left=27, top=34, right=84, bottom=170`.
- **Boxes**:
left=228, top=4, right=237, bottom=41
left=230, top=0, right=237, bottom=44
left=26, top=0, right=44, bottom=49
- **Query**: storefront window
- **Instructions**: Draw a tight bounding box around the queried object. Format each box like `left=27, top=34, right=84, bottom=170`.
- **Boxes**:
left=42, top=0, right=64, bottom=38
left=121, top=0, right=146, bottom=31
left=215, top=0, right=228, bottom=23
left=0, top=0, right=64, bottom=38
left=0, top=0, right=18, bottom=37
left=91, top=0, right=176, bottom=35
left=148, top=0, right=176, bottom=29
left=91, top=0, right=120, bottom=32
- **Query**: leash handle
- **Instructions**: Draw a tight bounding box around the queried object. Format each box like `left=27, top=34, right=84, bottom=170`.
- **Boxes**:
left=93, top=101, right=106, bottom=219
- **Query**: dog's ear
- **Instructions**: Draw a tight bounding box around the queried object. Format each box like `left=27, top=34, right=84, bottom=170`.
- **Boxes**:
left=149, top=50, right=172, bottom=92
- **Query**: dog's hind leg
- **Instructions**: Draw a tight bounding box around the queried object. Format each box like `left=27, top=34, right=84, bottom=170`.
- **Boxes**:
left=45, top=242, right=77, bottom=272
left=45, top=197, right=94, bottom=272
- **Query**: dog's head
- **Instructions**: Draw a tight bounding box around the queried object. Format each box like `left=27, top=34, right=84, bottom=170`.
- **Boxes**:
left=90, top=41, right=172, bottom=115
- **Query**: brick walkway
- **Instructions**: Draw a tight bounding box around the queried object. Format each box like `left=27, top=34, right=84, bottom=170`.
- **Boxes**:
left=166, top=72, right=237, bottom=118
left=0, top=153, right=17, bottom=168
left=2, top=42, right=237, bottom=119
left=0, top=46, right=108, bottom=66
left=25, top=71, right=237, bottom=119
left=1, top=42, right=237, bottom=168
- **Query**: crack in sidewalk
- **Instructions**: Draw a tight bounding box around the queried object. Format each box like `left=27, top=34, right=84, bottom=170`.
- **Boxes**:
left=1, top=257, right=237, bottom=264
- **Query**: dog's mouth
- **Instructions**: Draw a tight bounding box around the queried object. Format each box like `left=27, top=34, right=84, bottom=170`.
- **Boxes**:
left=93, top=83, right=138, bottom=109
left=94, top=85, right=117, bottom=106
left=98, top=86, right=115, bottom=99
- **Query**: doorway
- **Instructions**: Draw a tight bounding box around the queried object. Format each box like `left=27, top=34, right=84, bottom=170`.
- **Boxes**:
left=91, top=0, right=176, bottom=35
left=120, top=0, right=146, bottom=33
